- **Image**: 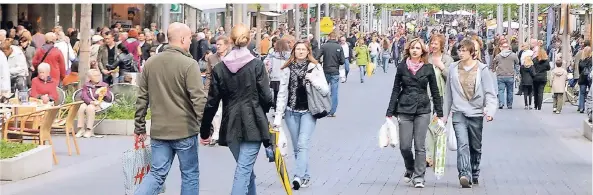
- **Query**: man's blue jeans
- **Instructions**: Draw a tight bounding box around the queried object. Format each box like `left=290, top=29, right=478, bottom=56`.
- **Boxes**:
left=325, top=74, right=340, bottom=115
left=344, top=60, right=350, bottom=79
left=284, top=111, right=317, bottom=180
left=452, top=112, right=484, bottom=181
left=135, top=135, right=199, bottom=195
left=228, top=141, right=261, bottom=195
left=497, top=76, right=514, bottom=107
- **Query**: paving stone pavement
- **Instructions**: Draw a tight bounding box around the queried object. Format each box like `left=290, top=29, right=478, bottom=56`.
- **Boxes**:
left=1, top=66, right=591, bottom=195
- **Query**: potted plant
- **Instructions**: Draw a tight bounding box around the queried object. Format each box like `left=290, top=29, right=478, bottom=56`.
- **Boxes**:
left=0, top=141, right=53, bottom=181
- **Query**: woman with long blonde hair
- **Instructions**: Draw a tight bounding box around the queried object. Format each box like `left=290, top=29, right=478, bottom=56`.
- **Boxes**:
left=274, top=40, right=330, bottom=190
left=386, top=38, right=442, bottom=188
left=354, top=38, right=371, bottom=83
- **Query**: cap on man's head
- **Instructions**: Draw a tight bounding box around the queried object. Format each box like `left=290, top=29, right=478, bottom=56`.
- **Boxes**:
left=91, top=35, right=104, bottom=43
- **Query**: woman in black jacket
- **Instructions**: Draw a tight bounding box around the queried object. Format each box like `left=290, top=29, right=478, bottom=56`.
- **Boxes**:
left=200, top=24, right=274, bottom=194
left=533, top=48, right=551, bottom=110
left=577, top=46, right=592, bottom=113
left=520, top=58, right=536, bottom=109
left=385, top=38, right=443, bottom=188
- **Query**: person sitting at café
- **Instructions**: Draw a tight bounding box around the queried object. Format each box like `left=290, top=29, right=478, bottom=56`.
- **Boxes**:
left=62, top=60, right=79, bottom=86
left=30, top=62, right=59, bottom=104
left=76, top=69, right=112, bottom=138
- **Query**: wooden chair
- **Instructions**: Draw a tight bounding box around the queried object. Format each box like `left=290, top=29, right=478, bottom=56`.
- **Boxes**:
left=3, top=106, right=61, bottom=164
left=51, top=101, right=84, bottom=156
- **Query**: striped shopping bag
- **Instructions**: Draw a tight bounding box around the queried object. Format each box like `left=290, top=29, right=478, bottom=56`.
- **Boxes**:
left=122, top=137, right=165, bottom=194
left=433, top=132, right=447, bottom=180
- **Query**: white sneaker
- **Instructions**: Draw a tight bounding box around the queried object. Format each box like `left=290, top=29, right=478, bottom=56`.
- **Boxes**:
left=553, top=108, right=557, bottom=112
left=301, top=179, right=310, bottom=188
left=75, top=129, right=85, bottom=138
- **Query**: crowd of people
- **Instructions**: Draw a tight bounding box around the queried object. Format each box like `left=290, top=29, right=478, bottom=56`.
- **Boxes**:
left=1, top=11, right=591, bottom=194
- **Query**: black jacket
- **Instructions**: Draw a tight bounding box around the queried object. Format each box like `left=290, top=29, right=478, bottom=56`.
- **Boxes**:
left=200, top=59, right=274, bottom=146
left=520, top=65, right=536, bottom=86
left=196, top=39, right=210, bottom=61
left=140, top=42, right=151, bottom=61
left=533, top=58, right=550, bottom=82
left=310, top=39, right=320, bottom=57
left=386, top=61, right=443, bottom=117
left=111, top=53, right=137, bottom=73
left=316, top=40, right=345, bottom=75
left=578, top=57, right=592, bottom=85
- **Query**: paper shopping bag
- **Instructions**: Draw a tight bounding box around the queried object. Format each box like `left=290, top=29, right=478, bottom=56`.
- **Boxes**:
left=122, top=138, right=165, bottom=195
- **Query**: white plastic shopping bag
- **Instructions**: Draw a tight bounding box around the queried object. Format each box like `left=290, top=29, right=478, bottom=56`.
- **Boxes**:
left=122, top=138, right=166, bottom=195
left=275, top=126, right=289, bottom=157
left=339, top=66, right=346, bottom=83
left=379, top=117, right=399, bottom=148
left=378, top=123, right=390, bottom=148
left=385, top=117, right=399, bottom=147
left=446, top=115, right=457, bottom=151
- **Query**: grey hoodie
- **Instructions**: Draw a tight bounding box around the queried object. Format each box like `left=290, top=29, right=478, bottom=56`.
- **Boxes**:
left=492, top=49, right=519, bottom=77
left=444, top=61, right=498, bottom=119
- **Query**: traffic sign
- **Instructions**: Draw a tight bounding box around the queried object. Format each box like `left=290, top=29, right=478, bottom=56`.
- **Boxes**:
left=320, top=17, right=334, bottom=35
left=171, top=4, right=181, bottom=13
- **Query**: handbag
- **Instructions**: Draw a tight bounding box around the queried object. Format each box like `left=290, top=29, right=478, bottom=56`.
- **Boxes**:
left=305, top=67, right=332, bottom=119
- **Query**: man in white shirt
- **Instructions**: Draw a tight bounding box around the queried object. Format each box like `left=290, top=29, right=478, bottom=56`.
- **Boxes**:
left=0, top=51, right=10, bottom=97
left=339, top=36, right=351, bottom=82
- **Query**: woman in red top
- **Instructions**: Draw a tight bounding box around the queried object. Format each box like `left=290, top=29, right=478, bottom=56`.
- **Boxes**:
left=30, top=62, right=59, bottom=104
left=32, top=32, right=66, bottom=82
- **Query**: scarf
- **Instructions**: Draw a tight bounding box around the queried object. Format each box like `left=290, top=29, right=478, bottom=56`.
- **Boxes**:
left=407, top=58, right=424, bottom=75
left=287, top=60, right=308, bottom=109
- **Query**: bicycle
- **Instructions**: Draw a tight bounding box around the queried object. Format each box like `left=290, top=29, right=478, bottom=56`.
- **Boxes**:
left=565, top=73, right=579, bottom=106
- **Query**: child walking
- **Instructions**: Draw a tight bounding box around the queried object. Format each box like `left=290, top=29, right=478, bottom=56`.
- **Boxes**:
left=551, top=60, right=568, bottom=114
left=520, top=58, right=536, bottom=109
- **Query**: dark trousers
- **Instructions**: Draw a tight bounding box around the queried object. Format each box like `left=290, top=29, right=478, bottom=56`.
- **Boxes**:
left=522, top=85, right=533, bottom=106
left=533, top=81, right=546, bottom=110
left=270, top=81, right=280, bottom=109
left=398, top=113, right=430, bottom=182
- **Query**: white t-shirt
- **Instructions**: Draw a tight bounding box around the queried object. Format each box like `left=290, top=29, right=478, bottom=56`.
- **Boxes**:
left=369, top=42, right=381, bottom=55
left=341, top=44, right=349, bottom=58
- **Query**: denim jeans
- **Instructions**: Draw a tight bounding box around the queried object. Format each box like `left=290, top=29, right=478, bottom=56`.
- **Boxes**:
left=344, top=60, right=350, bottom=78
left=452, top=112, right=484, bottom=180
left=135, top=135, right=199, bottom=195
left=381, top=54, right=390, bottom=73
left=284, top=111, right=317, bottom=180
left=497, top=76, right=514, bottom=107
left=325, top=74, right=340, bottom=115
left=579, top=84, right=589, bottom=111
left=228, top=141, right=261, bottom=195
left=398, top=113, right=430, bottom=182
left=359, top=66, right=367, bottom=82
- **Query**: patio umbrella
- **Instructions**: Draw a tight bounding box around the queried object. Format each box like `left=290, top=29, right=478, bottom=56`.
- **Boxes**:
left=269, top=125, right=293, bottom=195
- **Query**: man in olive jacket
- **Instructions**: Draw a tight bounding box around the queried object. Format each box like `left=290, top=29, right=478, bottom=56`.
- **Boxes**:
left=134, top=22, right=207, bottom=194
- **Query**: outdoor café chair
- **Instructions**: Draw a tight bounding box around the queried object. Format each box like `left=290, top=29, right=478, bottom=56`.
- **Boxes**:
left=72, top=89, right=115, bottom=129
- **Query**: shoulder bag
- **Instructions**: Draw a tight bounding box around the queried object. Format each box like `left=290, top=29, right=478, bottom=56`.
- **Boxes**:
left=305, top=65, right=332, bottom=119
